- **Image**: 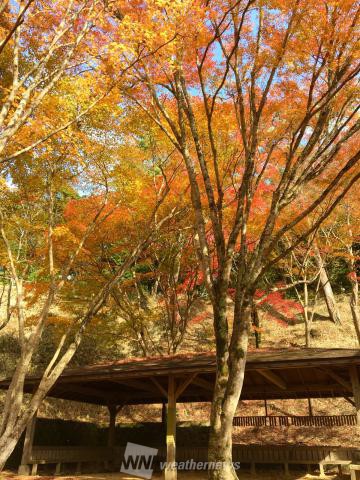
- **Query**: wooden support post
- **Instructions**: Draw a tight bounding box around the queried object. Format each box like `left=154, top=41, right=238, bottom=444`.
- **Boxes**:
left=165, top=375, right=177, bottom=480
left=107, top=405, right=117, bottom=447
left=350, top=365, right=360, bottom=426
left=162, top=402, right=167, bottom=427
left=308, top=398, right=313, bottom=417
left=75, top=462, right=82, bottom=475
left=106, top=405, right=117, bottom=471
left=350, top=464, right=360, bottom=480
left=284, top=462, right=290, bottom=478
left=18, top=411, right=37, bottom=475
left=264, top=399, right=268, bottom=417
left=55, top=463, right=62, bottom=476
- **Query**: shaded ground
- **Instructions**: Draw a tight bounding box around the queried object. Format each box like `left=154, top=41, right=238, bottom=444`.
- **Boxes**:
left=0, top=471, right=344, bottom=480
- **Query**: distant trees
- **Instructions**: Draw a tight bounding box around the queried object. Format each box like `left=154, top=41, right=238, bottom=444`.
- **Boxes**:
left=314, top=244, right=342, bottom=325
left=112, top=228, right=206, bottom=356
left=325, top=201, right=360, bottom=344
left=282, top=236, right=323, bottom=346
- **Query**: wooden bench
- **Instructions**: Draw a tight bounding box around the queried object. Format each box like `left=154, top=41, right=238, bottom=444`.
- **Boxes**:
left=20, top=446, right=119, bottom=475
left=319, top=460, right=352, bottom=477
left=175, top=445, right=360, bottom=477
left=350, top=464, right=360, bottom=480
left=19, top=444, right=360, bottom=476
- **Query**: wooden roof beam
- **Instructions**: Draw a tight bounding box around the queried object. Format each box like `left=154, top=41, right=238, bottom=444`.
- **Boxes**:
left=320, top=368, right=352, bottom=392
left=175, top=373, right=198, bottom=400
left=192, top=377, right=214, bottom=392
left=150, top=377, right=168, bottom=398
left=111, top=378, right=159, bottom=394
left=245, top=383, right=339, bottom=394
left=60, top=384, right=119, bottom=403
left=344, top=396, right=355, bottom=407
left=256, top=369, right=287, bottom=390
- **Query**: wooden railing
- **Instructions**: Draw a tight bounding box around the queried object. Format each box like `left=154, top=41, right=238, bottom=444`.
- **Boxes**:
left=233, top=415, right=357, bottom=427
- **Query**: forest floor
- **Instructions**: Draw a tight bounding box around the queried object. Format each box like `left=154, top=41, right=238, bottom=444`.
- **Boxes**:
left=1, top=294, right=359, bottom=473
left=0, top=471, right=345, bottom=480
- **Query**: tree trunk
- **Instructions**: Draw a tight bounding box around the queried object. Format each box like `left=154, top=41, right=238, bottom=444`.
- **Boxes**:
left=208, top=301, right=250, bottom=480
left=252, top=305, right=261, bottom=348
left=208, top=415, right=236, bottom=480
left=350, top=273, right=360, bottom=345
left=0, top=439, right=17, bottom=471
left=0, top=417, right=28, bottom=471
left=315, top=247, right=342, bottom=324
left=0, top=436, right=19, bottom=471
left=305, top=319, right=311, bottom=347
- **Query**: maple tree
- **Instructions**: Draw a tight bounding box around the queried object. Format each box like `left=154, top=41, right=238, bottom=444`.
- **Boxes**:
left=321, top=200, right=360, bottom=344
left=0, top=0, right=104, bottom=163
left=0, top=0, right=359, bottom=475
left=112, top=225, right=205, bottom=356
left=0, top=162, right=177, bottom=467
left=0, top=0, right=190, bottom=465
left=281, top=235, right=323, bottom=346
left=113, top=0, right=360, bottom=477
left=0, top=74, right=180, bottom=468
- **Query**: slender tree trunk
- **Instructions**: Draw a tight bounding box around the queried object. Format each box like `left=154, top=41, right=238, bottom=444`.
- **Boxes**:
left=304, top=318, right=311, bottom=347
left=314, top=247, right=342, bottom=324
left=349, top=270, right=360, bottom=345
left=208, top=300, right=250, bottom=480
left=252, top=305, right=261, bottom=348
left=346, top=211, right=360, bottom=345
left=0, top=435, right=19, bottom=471
left=305, top=287, right=310, bottom=347
left=0, top=406, right=34, bottom=471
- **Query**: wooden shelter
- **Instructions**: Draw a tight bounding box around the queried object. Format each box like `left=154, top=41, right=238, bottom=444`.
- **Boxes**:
left=1, top=348, right=360, bottom=477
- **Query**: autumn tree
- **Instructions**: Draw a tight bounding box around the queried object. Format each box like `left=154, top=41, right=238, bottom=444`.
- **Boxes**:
left=282, top=236, right=322, bottom=346
left=0, top=0, right=104, bottom=163
left=112, top=224, right=205, bottom=356
left=314, top=244, right=342, bottom=324
left=0, top=95, right=179, bottom=469
left=324, top=201, right=360, bottom=344
left=114, top=0, right=360, bottom=477
left=0, top=0, right=186, bottom=466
